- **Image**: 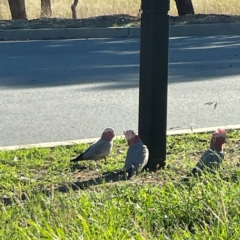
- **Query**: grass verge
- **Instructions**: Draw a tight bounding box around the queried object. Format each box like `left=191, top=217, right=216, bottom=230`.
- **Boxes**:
left=1, top=0, right=240, bottom=20
left=0, top=130, right=240, bottom=239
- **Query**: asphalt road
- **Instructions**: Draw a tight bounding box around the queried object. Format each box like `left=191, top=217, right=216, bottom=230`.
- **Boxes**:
left=0, top=36, right=240, bottom=147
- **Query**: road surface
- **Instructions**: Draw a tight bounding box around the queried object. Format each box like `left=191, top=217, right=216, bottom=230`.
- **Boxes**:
left=0, top=35, right=240, bottom=147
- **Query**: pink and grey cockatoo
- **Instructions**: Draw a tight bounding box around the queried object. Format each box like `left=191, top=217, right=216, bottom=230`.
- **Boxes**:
left=124, top=130, right=149, bottom=179
left=70, top=127, right=115, bottom=163
left=192, top=128, right=227, bottom=176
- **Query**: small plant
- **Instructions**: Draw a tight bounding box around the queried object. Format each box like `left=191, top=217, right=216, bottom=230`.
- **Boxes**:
left=112, top=23, right=119, bottom=27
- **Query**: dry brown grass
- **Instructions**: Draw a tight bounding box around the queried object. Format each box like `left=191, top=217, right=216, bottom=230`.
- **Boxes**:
left=0, top=0, right=240, bottom=20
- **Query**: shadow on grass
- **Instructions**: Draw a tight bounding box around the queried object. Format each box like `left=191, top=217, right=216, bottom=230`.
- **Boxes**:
left=1, top=169, right=238, bottom=206
left=0, top=169, right=127, bottom=206
left=56, top=169, right=126, bottom=193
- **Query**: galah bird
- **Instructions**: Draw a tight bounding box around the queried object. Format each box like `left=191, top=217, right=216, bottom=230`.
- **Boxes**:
left=70, top=127, right=115, bottom=163
left=124, top=130, right=149, bottom=179
left=192, top=128, right=227, bottom=176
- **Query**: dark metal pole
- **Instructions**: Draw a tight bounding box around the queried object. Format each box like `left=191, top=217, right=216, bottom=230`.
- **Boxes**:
left=138, top=0, right=170, bottom=170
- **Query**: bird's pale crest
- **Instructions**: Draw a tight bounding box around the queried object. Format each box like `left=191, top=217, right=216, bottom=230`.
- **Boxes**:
left=124, top=130, right=136, bottom=140
left=103, top=127, right=115, bottom=133
left=213, top=128, right=227, bottom=138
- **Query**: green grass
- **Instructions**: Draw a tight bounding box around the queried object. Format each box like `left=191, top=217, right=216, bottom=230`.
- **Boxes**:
left=0, top=130, right=240, bottom=239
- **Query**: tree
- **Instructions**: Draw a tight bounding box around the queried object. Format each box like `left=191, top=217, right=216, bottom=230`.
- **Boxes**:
left=40, top=0, right=52, bottom=18
left=175, top=0, right=194, bottom=16
left=8, top=0, right=27, bottom=20
left=71, top=0, right=79, bottom=19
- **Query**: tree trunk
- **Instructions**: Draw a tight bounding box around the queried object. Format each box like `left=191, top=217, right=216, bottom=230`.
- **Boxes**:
left=8, top=0, right=27, bottom=20
left=137, top=4, right=141, bottom=19
left=71, top=0, right=79, bottom=19
left=41, top=0, right=52, bottom=18
left=175, top=0, right=194, bottom=16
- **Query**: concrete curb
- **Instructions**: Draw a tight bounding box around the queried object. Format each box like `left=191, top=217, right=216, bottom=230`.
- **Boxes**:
left=0, top=124, right=239, bottom=151
left=1, top=23, right=240, bottom=41
left=169, top=22, right=240, bottom=37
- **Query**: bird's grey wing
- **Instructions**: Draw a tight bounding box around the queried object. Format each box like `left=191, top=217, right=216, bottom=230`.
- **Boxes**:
left=195, top=149, right=223, bottom=171
left=70, top=142, right=97, bottom=162
left=141, top=145, right=149, bottom=169
left=220, top=151, right=224, bottom=160
left=79, top=139, right=112, bottom=160
left=125, top=143, right=149, bottom=172
left=70, top=139, right=104, bottom=162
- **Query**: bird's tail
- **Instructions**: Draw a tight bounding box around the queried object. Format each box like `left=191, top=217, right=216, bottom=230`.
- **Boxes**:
left=70, top=158, right=78, bottom=163
left=70, top=154, right=84, bottom=163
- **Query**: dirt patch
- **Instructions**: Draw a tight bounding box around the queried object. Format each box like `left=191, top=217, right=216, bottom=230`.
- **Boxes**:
left=0, top=14, right=240, bottom=30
